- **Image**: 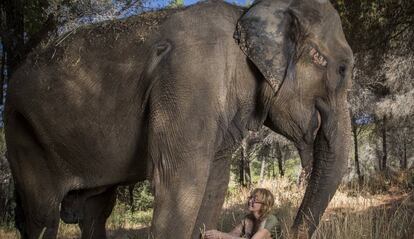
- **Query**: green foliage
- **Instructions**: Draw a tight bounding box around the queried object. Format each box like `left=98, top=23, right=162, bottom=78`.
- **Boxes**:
left=24, top=0, right=50, bottom=36
left=332, top=0, right=414, bottom=55
left=109, top=181, right=154, bottom=226
left=131, top=181, right=154, bottom=211
left=108, top=205, right=153, bottom=227
left=168, top=0, right=184, bottom=8
left=0, top=128, right=6, bottom=155
left=0, top=129, right=14, bottom=228
left=244, top=0, right=254, bottom=7
left=117, top=180, right=154, bottom=212
left=283, top=157, right=301, bottom=181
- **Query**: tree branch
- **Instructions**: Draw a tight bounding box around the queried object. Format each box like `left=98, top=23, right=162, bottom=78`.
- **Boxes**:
left=22, top=14, right=56, bottom=56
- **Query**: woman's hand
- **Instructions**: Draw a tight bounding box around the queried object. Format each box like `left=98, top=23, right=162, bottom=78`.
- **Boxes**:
left=204, top=229, right=225, bottom=239
left=244, top=218, right=254, bottom=236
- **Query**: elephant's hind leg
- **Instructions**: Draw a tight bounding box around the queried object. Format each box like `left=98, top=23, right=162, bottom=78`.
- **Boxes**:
left=5, top=112, right=63, bottom=239
left=79, top=187, right=117, bottom=239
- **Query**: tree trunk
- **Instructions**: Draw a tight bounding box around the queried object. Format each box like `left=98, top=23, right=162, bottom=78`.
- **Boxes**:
left=378, top=150, right=382, bottom=171
left=239, top=144, right=251, bottom=187
left=239, top=148, right=245, bottom=187
left=402, top=135, right=407, bottom=169
left=277, top=154, right=284, bottom=177
left=352, top=123, right=363, bottom=186
left=274, top=143, right=284, bottom=177
left=1, top=0, right=55, bottom=82
left=244, top=160, right=251, bottom=187
left=2, top=0, right=25, bottom=78
left=0, top=44, right=5, bottom=105
left=259, top=158, right=266, bottom=183
left=382, top=115, right=388, bottom=171
left=267, top=160, right=272, bottom=179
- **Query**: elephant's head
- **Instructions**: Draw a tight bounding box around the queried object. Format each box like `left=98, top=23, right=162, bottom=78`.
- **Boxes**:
left=236, top=0, right=353, bottom=236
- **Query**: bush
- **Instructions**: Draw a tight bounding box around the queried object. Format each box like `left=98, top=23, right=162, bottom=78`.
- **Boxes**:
left=0, top=129, right=14, bottom=228
left=117, top=180, right=154, bottom=212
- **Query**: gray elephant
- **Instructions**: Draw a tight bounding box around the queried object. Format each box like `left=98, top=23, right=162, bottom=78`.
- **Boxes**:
left=4, top=0, right=353, bottom=238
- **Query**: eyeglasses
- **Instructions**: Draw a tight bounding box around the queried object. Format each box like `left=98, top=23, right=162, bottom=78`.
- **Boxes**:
left=247, top=195, right=264, bottom=204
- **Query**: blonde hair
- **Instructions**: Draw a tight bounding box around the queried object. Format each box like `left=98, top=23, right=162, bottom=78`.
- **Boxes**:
left=250, top=188, right=275, bottom=219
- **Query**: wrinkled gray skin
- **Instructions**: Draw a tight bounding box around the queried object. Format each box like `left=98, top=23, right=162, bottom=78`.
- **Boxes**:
left=5, top=0, right=353, bottom=238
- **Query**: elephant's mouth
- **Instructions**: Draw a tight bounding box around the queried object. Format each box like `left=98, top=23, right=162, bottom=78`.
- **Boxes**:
left=314, top=110, right=322, bottom=139
left=301, top=107, right=322, bottom=146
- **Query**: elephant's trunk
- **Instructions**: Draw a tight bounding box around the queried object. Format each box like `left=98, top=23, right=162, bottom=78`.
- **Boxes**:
left=293, top=98, right=350, bottom=238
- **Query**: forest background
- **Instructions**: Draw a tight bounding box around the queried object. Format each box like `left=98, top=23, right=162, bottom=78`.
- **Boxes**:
left=0, top=0, right=413, bottom=238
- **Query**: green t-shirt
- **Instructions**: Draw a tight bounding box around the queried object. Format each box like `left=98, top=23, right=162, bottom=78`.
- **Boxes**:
left=242, top=214, right=282, bottom=239
left=259, top=214, right=281, bottom=239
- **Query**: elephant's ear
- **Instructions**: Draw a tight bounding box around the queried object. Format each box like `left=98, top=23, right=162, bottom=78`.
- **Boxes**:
left=235, top=0, right=298, bottom=93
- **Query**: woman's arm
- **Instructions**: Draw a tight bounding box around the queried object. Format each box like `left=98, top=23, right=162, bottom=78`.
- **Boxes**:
left=204, top=221, right=244, bottom=239
left=204, top=228, right=271, bottom=239
left=204, top=229, right=243, bottom=239
left=229, top=221, right=243, bottom=236
left=251, top=228, right=272, bottom=239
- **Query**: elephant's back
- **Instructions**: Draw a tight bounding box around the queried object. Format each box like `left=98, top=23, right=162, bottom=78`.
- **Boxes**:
left=5, top=0, right=246, bottom=185
left=5, top=10, right=183, bottom=183
left=24, top=9, right=174, bottom=66
left=7, top=8, right=178, bottom=111
left=8, top=1, right=243, bottom=110
left=159, top=0, right=244, bottom=43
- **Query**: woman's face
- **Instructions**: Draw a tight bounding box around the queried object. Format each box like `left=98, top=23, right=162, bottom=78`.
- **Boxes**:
left=247, top=194, right=263, bottom=213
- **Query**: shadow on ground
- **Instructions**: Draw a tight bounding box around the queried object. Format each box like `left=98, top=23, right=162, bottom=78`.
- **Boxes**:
left=0, top=191, right=412, bottom=238
left=107, top=227, right=150, bottom=239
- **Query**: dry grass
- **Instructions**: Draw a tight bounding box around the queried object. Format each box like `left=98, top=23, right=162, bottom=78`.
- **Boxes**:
left=218, top=176, right=414, bottom=239
left=0, top=228, right=19, bottom=239
left=1, top=174, right=413, bottom=239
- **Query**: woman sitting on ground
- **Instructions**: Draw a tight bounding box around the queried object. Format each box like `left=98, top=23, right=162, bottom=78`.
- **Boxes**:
left=205, top=188, right=281, bottom=239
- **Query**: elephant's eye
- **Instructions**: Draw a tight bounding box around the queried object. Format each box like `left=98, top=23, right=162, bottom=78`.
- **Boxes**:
left=310, top=48, right=327, bottom=67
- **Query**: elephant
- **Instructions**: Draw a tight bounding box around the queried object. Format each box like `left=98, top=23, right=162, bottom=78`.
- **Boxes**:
left=4, top=0, right=354, bottom=238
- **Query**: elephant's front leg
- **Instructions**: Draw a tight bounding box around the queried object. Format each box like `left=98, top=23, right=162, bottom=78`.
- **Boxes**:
left=150, top=147, right=212, bottom=239
left=149, top=118, right=218, bottom=238
left=193, top=152, right=232, bottom=237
